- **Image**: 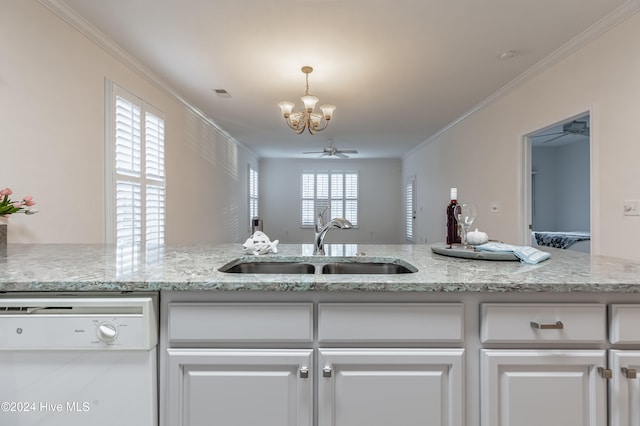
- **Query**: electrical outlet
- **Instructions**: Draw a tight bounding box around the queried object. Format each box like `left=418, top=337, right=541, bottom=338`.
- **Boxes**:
left=623, top=200, right=640, bottom=216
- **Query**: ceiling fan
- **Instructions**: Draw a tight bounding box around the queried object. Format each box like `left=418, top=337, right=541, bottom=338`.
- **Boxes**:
left=532, top=120, right=590, bottom=144
left=303, top=141, right=358, bottom=158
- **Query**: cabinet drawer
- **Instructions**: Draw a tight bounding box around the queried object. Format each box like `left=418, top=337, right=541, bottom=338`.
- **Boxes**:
left=481, top=303, right=605, bottom=344
left=168, top=303, right=313, bottom=343
left=318, top=303, right=464, bottom=343
left=610, top=304, right=640, bottom=344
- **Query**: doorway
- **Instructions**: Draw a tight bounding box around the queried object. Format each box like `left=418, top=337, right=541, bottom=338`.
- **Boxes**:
left=524, top=114, right=591, bottom=252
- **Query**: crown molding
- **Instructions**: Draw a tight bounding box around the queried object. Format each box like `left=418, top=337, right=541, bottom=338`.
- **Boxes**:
left=403, top=0, right=640, bottom=161
left=37, top=0, right=244, bottom=150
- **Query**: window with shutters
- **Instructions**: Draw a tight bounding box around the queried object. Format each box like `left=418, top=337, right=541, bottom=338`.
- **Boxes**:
left=300, top=170, right=358, bottom=227
left=248, top=165, right=259, bottom=228
left=406, top=176, right=416, bottom=242
left=107, top=82, right=165, bottom=252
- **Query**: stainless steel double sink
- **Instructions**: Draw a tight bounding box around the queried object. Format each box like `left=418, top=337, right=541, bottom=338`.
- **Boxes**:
left=219, top=257, right=417, bottom=275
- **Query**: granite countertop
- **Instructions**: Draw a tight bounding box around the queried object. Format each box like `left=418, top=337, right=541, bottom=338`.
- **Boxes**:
left=1, top=243, right=640, bottom=293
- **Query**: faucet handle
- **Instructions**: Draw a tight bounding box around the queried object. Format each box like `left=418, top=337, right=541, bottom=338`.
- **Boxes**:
left=316, top=206, right=330, bottom=229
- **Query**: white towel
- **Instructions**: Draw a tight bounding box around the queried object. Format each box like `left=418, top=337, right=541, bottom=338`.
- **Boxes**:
left=475, top=242, right=551, bottom=264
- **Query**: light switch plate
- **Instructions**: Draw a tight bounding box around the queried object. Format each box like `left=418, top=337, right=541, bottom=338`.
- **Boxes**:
left=623, top=200, right=640, bottom=216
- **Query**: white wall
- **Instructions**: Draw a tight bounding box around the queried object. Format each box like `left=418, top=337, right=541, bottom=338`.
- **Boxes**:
left=260, top=158, right=404, bottom=244
left=532, top=141, right=590, bottom=232
left=403, top=10, right=640, bottom=261
left=1, top=1, right=257, bottom=244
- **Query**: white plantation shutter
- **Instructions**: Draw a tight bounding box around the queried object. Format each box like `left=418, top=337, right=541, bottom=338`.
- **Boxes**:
left=146, top=184, right=165, bottom=246
left=301, top=170, right=358, bottom=227
left=249, top=165, right=259, bottom=228
left=116, top=181, right=142, bottom=244
left=115, top=97, right=141, bottom=177
left=344, top=172, right=358, bottom=226
left=406, top=176, right=416, bottom=241
left=145, top=113, right=165, bottom=181
left=108, top=83, right=165, bottom=247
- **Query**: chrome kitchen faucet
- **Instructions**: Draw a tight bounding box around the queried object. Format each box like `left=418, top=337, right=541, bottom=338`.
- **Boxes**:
left=313, top=207, right=353, bottom=255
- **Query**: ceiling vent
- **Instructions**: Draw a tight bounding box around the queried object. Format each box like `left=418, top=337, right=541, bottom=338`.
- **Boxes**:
left=213, top=89, right=231, bottom=98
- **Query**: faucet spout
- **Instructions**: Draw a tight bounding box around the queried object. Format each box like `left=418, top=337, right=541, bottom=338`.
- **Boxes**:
left=314, top=208, right=353, bottom=255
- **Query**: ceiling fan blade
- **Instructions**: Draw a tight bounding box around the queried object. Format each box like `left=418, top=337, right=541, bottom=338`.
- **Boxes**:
left=338, top=149, right=358, bottom=154
left=542, top=133, right=569, bottom=144
left=532, top=131, right=565, bottom=138
left=334, top=152, right=348, bottom=158
left=303, top=151, right=324, bottom=154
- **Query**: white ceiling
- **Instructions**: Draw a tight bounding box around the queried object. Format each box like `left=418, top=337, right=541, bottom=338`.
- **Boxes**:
left=55, top=0, right=630, bottom=158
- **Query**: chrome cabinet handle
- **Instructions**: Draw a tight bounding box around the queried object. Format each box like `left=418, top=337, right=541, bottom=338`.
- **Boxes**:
left=323, top=366, right=332, bottom=378
left=299, top=367, right=309, bottom=379
left=622, top=367, right=637, bottom=379
left=530, top=320, right=564, bottom=330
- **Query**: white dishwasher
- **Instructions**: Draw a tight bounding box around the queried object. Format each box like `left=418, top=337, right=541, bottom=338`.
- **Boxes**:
left=0, top=294, right=158, bottom=426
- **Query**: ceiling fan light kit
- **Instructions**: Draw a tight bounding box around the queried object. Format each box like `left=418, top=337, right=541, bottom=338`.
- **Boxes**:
left=278, top=66, right=336, bottom=135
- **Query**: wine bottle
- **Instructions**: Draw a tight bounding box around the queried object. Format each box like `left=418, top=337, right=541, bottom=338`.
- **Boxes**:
left=446, top=188, right=461, bottom=245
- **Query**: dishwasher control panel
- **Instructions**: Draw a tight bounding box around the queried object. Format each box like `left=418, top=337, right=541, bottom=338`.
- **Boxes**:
left=0, top=296, right=158, bottom=350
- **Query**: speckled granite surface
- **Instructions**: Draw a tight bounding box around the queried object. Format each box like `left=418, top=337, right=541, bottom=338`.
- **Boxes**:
left=1, top=243, right=640, bottom=293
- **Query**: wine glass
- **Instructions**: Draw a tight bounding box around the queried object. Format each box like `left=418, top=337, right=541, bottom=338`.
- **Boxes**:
left=455, top=203, right=477, bottom=248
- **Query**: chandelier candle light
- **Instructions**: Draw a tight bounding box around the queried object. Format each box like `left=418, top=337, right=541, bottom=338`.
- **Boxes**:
left=278, top=66, right=336, bottom=135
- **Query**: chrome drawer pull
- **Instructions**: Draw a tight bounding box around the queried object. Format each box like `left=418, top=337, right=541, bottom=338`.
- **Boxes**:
left=530, top=320, right=564, bottom=330
left=299, top=367, right=309, bottom=379
left=323, top=366, right=332, bottom=378
left=622, top=367, right=637, bottom=379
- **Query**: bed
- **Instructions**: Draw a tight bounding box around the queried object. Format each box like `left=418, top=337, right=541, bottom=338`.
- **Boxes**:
left=532, top=231, right=591, bottom=253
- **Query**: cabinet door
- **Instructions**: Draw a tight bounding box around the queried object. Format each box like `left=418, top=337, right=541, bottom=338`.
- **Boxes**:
left=318, top=348, right=464, bottom=426
left=481, top=350, right=607, bottom=426
left=165, top=349, right=312, bottom=426
left=609, top=350, right=640, bottom=426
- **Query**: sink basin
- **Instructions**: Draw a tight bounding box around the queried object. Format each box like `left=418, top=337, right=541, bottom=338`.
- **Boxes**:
left=219, top=261, right=315, bottom=274
left=219, top=257, right=417, bottom=274
left=321, top=262, right=416, bottom=274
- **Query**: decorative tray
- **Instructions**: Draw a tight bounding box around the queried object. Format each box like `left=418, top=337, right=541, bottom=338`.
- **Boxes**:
left=430, top=242, right=519, bottom=261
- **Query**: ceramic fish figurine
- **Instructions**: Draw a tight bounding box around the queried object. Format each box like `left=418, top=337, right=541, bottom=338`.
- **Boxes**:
left=242, top=231, right=279, bottom=255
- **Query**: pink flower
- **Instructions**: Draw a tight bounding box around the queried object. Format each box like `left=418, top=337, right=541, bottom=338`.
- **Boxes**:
left=12, top=202, right=22, bottom=209
left=23, top=196, right=35, bottom=206
left=0, top=188, right=12, bottom=196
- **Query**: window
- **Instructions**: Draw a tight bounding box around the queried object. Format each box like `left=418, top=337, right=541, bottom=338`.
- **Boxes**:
left=301, top=171, right=358, bottom=227
left=406, top=176, right=416, bottom=241
left=249, top=164, right=259, bottom=227
left=107, top=83, right=165, bottom=250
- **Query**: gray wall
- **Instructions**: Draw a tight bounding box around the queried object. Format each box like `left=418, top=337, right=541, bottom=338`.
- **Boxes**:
left=532, top=141, right=590, bottom=232
left=259, top=158, right=404, bottom=244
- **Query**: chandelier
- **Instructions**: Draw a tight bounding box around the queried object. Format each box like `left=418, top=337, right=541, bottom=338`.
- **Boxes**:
left=278, top=66, right=336, bottom=135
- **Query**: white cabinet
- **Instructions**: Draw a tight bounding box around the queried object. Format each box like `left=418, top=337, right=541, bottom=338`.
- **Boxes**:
left=164, top=303, right=314, bottom=426
left=166, top=349, right=313, bottom=426
left=162, top=301, right=465, bottom=426
left=609, top=350, right=640, bottom=426
left=317, top=303, right=465, bottom=426
left=318, top=348, right=464, bottom=426
left=609, top=305, right=640, bottom=426
left=481, top=349, right=607, bottom=426
left=161, top=296, right=640, bottom=426
left=480, top=303, right=608, bottom=426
